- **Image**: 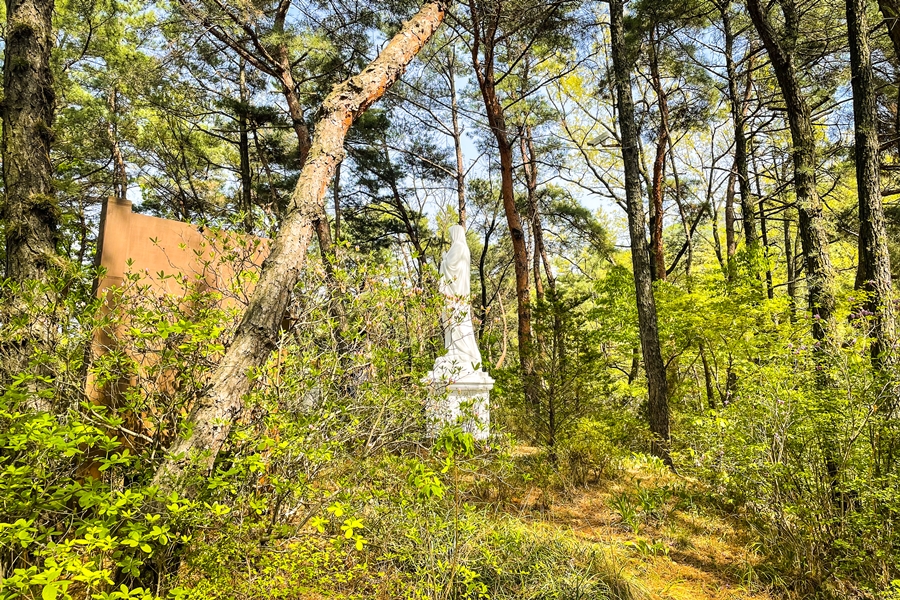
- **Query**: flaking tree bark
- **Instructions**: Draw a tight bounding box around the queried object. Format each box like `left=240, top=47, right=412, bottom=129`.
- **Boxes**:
left=747, top=0, right=836, bottom=341
left=153, top=0, right=449, bottom=488
left=609, top=0, right=672, bottom=467
left=2, top=0, right=58, bottom=282
left=848, top=0, right=896, bottom=364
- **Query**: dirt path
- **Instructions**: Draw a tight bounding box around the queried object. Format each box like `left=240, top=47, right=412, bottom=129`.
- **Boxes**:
left=520, top=464, right=774, bottom=600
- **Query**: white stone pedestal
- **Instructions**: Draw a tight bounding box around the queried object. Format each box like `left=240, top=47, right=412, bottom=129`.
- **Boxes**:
left=424, top=369, right=494, bottom=441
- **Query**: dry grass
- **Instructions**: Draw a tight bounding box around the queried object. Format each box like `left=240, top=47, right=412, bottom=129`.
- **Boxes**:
left=507, top=455, right=774, bottom=600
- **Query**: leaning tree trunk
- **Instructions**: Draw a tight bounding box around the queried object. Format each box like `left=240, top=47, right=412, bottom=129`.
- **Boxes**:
left=154, top=0, right=449, bottom=488
left=2, top=0, right=58, bottom=282
left=747, top=0, right=835, bottom=341
left=609, top=0, right=672, bottom=467
left=848, top=0, right=896, bottom=364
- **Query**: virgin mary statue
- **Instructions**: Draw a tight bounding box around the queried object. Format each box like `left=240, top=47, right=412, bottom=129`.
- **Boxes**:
left=433, top=224, right=482, bottom=377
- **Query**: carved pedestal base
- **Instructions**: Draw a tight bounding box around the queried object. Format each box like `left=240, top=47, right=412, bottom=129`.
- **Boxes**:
left=424, top=369, right=494, bottom=441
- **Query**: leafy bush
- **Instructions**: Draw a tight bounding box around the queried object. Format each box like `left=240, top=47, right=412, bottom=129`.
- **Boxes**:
left=0, top=250, right=648, bottom=600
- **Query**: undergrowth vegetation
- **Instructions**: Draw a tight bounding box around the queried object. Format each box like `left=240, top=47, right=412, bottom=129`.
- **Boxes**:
left=2, top=238, right=899, bottom=599
left=0, top=249, right=646, bottom=600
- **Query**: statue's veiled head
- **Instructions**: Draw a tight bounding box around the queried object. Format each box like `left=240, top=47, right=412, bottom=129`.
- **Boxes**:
left=449, top=224, right=465, bottom=245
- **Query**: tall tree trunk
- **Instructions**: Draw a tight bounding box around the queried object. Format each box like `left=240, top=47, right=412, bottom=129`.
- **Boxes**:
left=609, top=0, right=672, bottom=467
left=270, top=0, right=312, bottom=166
left=468, top=2, right=535, bottom=407
left=648, top=27, right=668, bottom=281
left=107, top=87, right=128, bottom=202
left=849, top=0, right=896, bottom=364
left=750, top=150, right=775, bottom=298
left=448, top=53, right=467, bottom=228
left=747, top=0, right=836, bottom=341
left=879, top=0, right=900, bottom=61
left=521, top=125, right=550, bottom=299
left=725, top=165, right=737, bottom=260
left=238, top=60, right=254, bottom=232
left=271, top=0, right=335, bottom=256
left=333, top=161, right=342, bottom=241
left=758, top=199, right=774, bottom=298
left=477, top=210, right=498, bottom=343
left=784, top=211, right=797, bottom=314
left=750, top=0, right=840, bottom=498
left=668, top=148, right=693, bottom=280
left=153, top=0, right=449, bottom=488
left=2, top=0, right=58, bottom=282
left=721, top=3, right=758, bottom=249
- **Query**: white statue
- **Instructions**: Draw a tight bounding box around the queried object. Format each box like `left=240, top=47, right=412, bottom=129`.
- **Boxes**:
left=425, top=224, right=493, bottom=440
left=433, top=224, right=482, bottom=377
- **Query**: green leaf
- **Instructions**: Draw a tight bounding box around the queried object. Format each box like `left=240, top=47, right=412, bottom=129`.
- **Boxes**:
left=42, top=583, right=59, bottom=600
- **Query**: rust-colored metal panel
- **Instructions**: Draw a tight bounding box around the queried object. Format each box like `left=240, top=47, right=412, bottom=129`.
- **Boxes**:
left=83, top=198, right=269, bottom=474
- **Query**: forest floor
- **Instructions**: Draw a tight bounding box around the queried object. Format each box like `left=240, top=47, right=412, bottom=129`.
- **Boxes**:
left=513, top=454, right=775, bottom=600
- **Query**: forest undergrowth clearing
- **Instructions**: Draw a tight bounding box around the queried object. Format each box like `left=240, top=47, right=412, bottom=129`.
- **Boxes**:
left=512, top=456, right=774, bottom=600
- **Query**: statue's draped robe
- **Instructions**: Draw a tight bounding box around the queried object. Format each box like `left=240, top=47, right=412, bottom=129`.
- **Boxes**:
left=437, top=225, right=482, bottom=374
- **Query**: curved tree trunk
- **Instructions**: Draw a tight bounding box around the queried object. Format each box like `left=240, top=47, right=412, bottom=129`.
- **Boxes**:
left=154, top=0, right=449, bottom=488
